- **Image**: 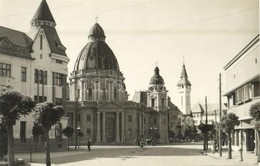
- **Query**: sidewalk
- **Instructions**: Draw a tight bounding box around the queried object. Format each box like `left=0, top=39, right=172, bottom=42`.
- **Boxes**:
left=204, top=148, right=258, bottom=166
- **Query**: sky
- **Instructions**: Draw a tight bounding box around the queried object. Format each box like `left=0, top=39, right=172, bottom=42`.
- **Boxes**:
left=0, top=0, right=259, bottom=109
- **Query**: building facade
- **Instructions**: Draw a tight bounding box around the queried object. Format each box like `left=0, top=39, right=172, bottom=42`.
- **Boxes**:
left=223, top=34, right=259, bottom=152
left=67, top=23, right=169, bottom=145
left=0, top=0, right=69, bottom=151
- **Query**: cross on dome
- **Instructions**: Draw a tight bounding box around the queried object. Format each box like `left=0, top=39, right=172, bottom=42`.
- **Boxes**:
left=95, top=15, right=99, bottom=23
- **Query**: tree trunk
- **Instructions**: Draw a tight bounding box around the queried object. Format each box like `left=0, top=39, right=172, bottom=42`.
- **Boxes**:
left=44, top=128, right=51, bottom=166
left=67, top=137, right=70, bottom=151
left=228, top=132, right=232, bottom=159
left=7, top=125, right=14, bottom=166
left=255, top=129, right=260, bottom=163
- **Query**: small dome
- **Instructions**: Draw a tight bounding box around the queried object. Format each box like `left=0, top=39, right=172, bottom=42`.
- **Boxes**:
left=73, top=23, right=119, bottom=71
left=149, top=66, right=164, bottom=85
left=88, top=23, right=106, bottom=41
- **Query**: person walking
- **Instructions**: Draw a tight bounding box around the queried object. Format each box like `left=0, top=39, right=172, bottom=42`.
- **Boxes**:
left=87, top=139, right=91, bottom=151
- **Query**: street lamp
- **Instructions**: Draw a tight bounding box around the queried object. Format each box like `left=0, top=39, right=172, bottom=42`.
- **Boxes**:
left=77, top=126, right=80, bottom=149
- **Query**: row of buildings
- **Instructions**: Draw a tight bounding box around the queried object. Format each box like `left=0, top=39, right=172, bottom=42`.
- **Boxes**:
left=0, top=0, right=189, bottom=151
left=0, top=0, right=259, bottom=154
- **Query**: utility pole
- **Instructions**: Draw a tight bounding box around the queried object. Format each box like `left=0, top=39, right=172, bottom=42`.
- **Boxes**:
left=205, top=96, right=208, bottom=151
left=219, top=73, right=222, bottom=157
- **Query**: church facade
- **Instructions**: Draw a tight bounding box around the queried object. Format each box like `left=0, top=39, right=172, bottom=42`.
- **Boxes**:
left=67, top=23, right=170, bottom=145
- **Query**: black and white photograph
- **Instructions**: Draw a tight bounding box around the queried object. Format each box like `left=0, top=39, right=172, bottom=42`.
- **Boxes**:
left=0, top=0, right=259, bottom=165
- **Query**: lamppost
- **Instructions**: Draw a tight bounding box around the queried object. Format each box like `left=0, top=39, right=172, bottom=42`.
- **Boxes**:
left=74, top=97, right=79, bottom=150
left=77, top=126, right=80, bottom=149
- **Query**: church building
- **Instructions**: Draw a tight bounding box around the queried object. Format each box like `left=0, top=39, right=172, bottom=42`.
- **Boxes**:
left=67, top=23, right=169, bottom=145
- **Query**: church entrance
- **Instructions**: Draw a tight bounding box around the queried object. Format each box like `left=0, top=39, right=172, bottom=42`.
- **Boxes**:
left=106, top=113, right=116, bottom=142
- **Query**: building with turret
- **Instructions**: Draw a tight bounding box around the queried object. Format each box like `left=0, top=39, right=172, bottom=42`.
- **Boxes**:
left=0, top=0, right=69, bottom=151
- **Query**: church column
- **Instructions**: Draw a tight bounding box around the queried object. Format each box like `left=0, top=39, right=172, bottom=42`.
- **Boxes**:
left=121, top=112, right=125, bottom=144
left=82, top=81, right=85, bottom=101
left=96, top=112, right=101, bottom=143
left=116, top=112, right=120, bottom=142
left=102, top=112, right=106, bottom=142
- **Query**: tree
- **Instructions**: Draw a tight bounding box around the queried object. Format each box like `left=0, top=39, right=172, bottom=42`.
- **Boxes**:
left=221, top=113, right=240, bottom=159
left=0, top=89, right=35, bottom=166
left=32, top=123, right=44, bottom=151
left=198, top=123, right=212, bottom=150
left=33, top=102, right=65, bottom=166
left=62, top=126, right=74, bottom=150
left=249, top=102, right=260, bottom=163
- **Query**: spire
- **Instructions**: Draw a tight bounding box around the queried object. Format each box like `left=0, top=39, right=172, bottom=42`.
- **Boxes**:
left=31, top=0, right=56, bottom=27
left=177, top=64, right=191, bottom=86
left=180, top=64, right=188, bottom=79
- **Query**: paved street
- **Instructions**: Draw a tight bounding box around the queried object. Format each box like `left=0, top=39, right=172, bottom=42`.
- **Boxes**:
left=15, top=144, right=258, bottom=166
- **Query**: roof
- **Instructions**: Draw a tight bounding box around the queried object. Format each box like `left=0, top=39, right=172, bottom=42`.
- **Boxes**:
left=73, top=23, right=119, bottom=71
left=177, top=64, right=191, bottom=86
left=88, top=23, right=106, bottom=41
left=0, top=26, right=33, bottom=59
left=168, top=101, right=182, bottom=115
left=191, top=103, right=227, bottom=114
left=224, top=34, right=259, bottom=70
left=41, top=26, right=67, bottom=56
left=31, top=0, right=55, bottom=24
left=149, top=66, right=165, bottom=85
left=0, top=26, right=33, bottom=49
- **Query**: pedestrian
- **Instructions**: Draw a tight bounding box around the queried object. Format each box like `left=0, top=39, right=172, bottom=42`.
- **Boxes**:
left=87, top=139, right=91, bottom=151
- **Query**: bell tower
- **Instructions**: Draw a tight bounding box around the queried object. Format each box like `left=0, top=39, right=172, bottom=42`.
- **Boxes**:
left=177, top=64, right=192, bottom=115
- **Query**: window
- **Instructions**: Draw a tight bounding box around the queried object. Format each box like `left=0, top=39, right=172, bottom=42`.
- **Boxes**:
left=55, top=98, right=62, bottom=105
left=86, top=114, right=91, bottom=122
left=55, top=73, right=65, bottom=86
left=40, top=35, right=43, bottom=50
left=128, top=115, right=132, bottom=122
left=35, top=69, right=47, bottom=84
left=162, top=99, right=164, bottom=107
left=0, top=63, right=11, bottom=77
left=21, top=67, right=26, bottom=82
left=86, top=128, right=91, bottom=135
left=151, top=98, right=155, bottom=107
left=20, top=121, right=26, bottom=143
left=35, top=69, right=38, bottom=83
left=44, top=71, right=47, bottom=84
left=34, top=96, right=46, bottom=103
left=144, top=118, right=146, bottom=124
left=88, top=88, right=92, bottom=97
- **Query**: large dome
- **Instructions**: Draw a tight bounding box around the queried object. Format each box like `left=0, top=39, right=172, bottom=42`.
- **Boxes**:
left=73, top=23, right=120, bottom=71
left=149, top=66, right=164, bottom=85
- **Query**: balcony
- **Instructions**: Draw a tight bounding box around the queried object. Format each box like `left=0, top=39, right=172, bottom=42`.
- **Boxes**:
left=228, top=96, right=260, bottom=120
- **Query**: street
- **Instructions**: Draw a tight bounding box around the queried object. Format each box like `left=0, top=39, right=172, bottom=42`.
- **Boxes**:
left=15, top=144, right=258, bottom=166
